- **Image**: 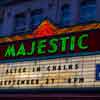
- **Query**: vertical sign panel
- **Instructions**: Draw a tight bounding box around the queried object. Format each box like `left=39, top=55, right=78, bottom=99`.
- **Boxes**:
left=96, top=64, right=100, bottom=81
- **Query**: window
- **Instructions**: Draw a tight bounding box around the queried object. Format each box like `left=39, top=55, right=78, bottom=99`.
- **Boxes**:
left=80, top=0, right=96, bottom=23
left=31, top=9, right=43, bottom=28
left=14, top=13, right=26, bottom=32
left=61, top=4, right=70, bottom=27
left=0, top=19, right=3, bottom=35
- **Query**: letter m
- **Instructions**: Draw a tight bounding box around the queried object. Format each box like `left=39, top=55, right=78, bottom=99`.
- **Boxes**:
left=4, top=45, right=15, bottom=57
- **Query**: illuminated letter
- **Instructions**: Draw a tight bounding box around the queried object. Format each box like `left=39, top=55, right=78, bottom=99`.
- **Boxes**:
left=70, top=36, right=76, bottom=51
left=78, top=34, right=88, bottom=49
left=4, top=45, right=15, bottom=57
left=48, top=38, right=58, bottom=53
left=60, top=37, right=69, bottom=52
left=17, top=43, right=26, bottom=56
left=38, top=39, right=46, bottom=55
left=27, top=41, right=35, bottom=55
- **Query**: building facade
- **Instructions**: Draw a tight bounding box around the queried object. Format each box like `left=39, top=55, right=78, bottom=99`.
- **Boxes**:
left=0, top=0, right=100, bottom=99
left=0, top=0, right=99, bottom=36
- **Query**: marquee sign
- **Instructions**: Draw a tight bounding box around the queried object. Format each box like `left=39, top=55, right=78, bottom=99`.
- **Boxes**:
left=0, top=20, right=100, bottom=91
left=0, top=20, right=100, bottom=62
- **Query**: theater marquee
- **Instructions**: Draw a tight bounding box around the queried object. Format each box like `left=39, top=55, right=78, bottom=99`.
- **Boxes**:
left=0, top=29, right=100, bottom=62
left=0, top=20, right=100, bottom=62
left=0, top=21, right=100, bottom=90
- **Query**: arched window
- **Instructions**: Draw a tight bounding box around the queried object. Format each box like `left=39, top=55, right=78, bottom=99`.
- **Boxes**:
left=0, top=18, right=3, bottom=35
left=80, top=0, right=96, bottom=23
left=61, top=4, right=70, bottom=27
left=14, top=13, right=26, bottom=32
left=31, top=9, right=44, bottom=28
